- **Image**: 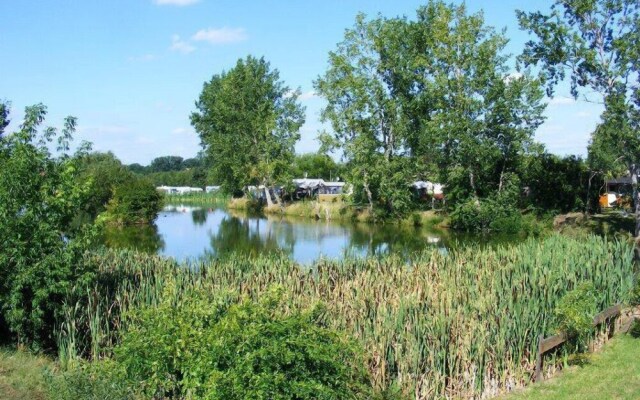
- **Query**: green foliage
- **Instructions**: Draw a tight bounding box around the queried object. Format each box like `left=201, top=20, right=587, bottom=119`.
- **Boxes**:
left=74, top=151, right=135, bottom=223
left=554, top=283, right=598, bottom=350
left=149, top=155, right=185, bottom=172
left=58, top=236, right=634, bottom=398
left=101, top=177, right=163, bottom=225
left=630, top=276, right=640, bottom=306
left=191, top=56, right=305, bottom=196
left=291, top=153, right=344, bottom=181
left=316, top=1, right=546, bottom=217
left=518, top=0, right=640, bottom=233
left=115, top=286, right=372, bottom=399
left=0, top=103, right=95, bottom=350
left=629, top=319, right=640, bottom=339
left=522, top=153, right=595, bottom=213
left=46, top=360, right=135, bottom=400
left=450, top=176, right=524, bottom=233
left=0, top=99, right=10, bottom=135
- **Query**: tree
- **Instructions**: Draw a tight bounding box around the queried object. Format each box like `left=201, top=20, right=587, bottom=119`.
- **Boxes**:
left=315, top=14, right=420, bottom=216
left=191, top=56, right=305, bottom=205
left=149, top=155, right=184, bottom=172
left=0, top=100, right=9, bottom=135
left=291, top=153, right=343, bottom=181
left=75, top=151, right=135, bottom=223
left=0, top=103, right=95, bottom=349
left=316, top=1, right=545, bottom=217
left=518, top=0, right=640, bottom=234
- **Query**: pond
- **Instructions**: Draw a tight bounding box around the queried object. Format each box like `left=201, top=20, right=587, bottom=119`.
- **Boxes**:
left=102, top=203, right=508, bottom=263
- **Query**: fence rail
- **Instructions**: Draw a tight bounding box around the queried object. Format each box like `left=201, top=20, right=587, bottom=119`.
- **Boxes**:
left=534, top=304, right=622, bottom=382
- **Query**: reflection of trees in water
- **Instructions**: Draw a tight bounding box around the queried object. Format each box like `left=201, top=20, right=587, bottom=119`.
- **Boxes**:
left=206, top=215, right=295, bottom=259
left=347, top=224, right=445, bottom=259
left=101, top=224, right=165, bottom=254
left=191, top=208, right=208, bottom=225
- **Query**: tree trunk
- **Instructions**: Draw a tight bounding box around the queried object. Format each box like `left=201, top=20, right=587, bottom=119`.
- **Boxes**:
left=631, top=164, right=640, bottom=238
left=273, top=187, right=284, bottom=210
left=263, top=183, right=274, bottom=208
left=469, top=170, right=479, bottom=199
left=586, top=171, right=597, bottom=214
left=362, top=172, right=374, bottom=211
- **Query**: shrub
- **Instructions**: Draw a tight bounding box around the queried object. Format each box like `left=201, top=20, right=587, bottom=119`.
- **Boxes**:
left=554, top=282, right=598, bottom=350
left=114, top=286, right=373, bottom=399
left=0, top=104, right=96, bottom=350
left=629, top=319, right=640, bottom=339
left=102, top=177, right=163, bottom=225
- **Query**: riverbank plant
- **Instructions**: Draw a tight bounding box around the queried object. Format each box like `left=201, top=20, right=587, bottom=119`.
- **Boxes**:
left=56, top=234, right=635, bottom=399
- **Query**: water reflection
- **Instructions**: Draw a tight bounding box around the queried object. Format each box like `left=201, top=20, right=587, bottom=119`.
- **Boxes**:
left=101, top=223, right=165, bottom=254
left=146, top=204, right=451, bottom=263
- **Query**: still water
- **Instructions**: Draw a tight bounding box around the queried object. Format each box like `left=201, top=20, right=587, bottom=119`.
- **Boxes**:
left=103, top=204, right=498, bottom=264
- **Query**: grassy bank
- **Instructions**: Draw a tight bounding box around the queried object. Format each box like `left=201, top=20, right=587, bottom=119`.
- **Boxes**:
left=56, top=234, right=635, bottom=399
left=500, top=335, right=640, bottom=400
left=0, top=348, right=51, bottom=400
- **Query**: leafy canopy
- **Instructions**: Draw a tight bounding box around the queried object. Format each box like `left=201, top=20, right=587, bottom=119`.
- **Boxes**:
left=0, top=103, right=95, bottom=349
left=191, top=56, right=305, bottom=196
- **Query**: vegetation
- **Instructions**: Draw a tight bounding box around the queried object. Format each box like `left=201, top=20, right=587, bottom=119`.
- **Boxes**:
left=315, top=1, right=545, bottom=218
left=55, top=234, right=634, bottom=399
left=100, top=177, right=163, bottom=225
left=191, top=56, right=305, bottom=203
left=0, top=104, right=95, bottom=350
left=518, top=0, right=640, bottom=234
left=500, top=335, right=640, bottom=400
left=0, top=348, right=51, bottom=400
left=113, top=287, right=372, bottom=399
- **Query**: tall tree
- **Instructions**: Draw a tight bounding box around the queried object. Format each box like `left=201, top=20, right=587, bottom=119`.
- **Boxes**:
left=518, top=0, right=640, bottom=234
left=316, top=1, right=545, bottom=215
left=191, top=56, right=305, bottom=204
left=315, top=15, right=419, bottom=216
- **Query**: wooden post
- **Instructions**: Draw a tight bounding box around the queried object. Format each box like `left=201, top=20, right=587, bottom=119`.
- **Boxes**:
left=534, top=334, right=544, bottom=382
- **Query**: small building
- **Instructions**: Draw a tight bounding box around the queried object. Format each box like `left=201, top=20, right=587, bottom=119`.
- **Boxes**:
left=292, top=178, right=325, bottom=199
left=599, top=177, right=632, bottom=208
left=411, top=181, right=444, bottom=199
left=319, top=181, right=345, bottom=195
left=205, top=186, right=221, bottom=193
left=156, top=186, right=203, bottom=195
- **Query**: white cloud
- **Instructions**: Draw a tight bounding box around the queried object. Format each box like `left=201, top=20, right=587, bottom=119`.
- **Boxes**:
left=549, top=97, right=576, bottom=105
left=299, top=91, right=317, bottom=101
left=192, top=27, right=247, bottom=44
left=154, top=0, right=199, bottom=6
left=170, top=35, right=196, bottom=54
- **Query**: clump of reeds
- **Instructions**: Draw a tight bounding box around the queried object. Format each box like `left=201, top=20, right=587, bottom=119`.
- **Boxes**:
left=57, top=234, right=636, bottom=399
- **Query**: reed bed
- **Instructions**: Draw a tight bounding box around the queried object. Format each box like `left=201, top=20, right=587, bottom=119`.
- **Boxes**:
left=57, top=234, right=636, bottom=399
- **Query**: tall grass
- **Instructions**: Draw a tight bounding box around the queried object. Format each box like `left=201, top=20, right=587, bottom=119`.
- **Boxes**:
left=57, top=234, right=636, bottom=399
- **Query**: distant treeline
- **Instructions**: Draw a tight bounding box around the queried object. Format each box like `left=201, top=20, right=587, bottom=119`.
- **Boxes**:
left=126, top=153, right=347, bottom=189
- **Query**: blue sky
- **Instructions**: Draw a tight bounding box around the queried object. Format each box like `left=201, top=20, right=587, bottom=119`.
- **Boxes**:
left=0, top=0, right=602, bottom=165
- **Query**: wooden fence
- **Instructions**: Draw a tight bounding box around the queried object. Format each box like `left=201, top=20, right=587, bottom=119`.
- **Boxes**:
left=534, top=304, right=623, bottom=382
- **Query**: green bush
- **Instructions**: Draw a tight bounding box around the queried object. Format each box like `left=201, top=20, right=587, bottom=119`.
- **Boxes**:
left=115, top=286, right=373, bottom=399
left=102, top=177, right=163, bottom=225
left=630, top=276, right=640, bottom=306
left=554, top=282, right=598, bottom=351
left=450, top=197, right=523, bottom=233
left=0, top=104, right=96, bottom=350
left=629, top=319, right=640, bottom=339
